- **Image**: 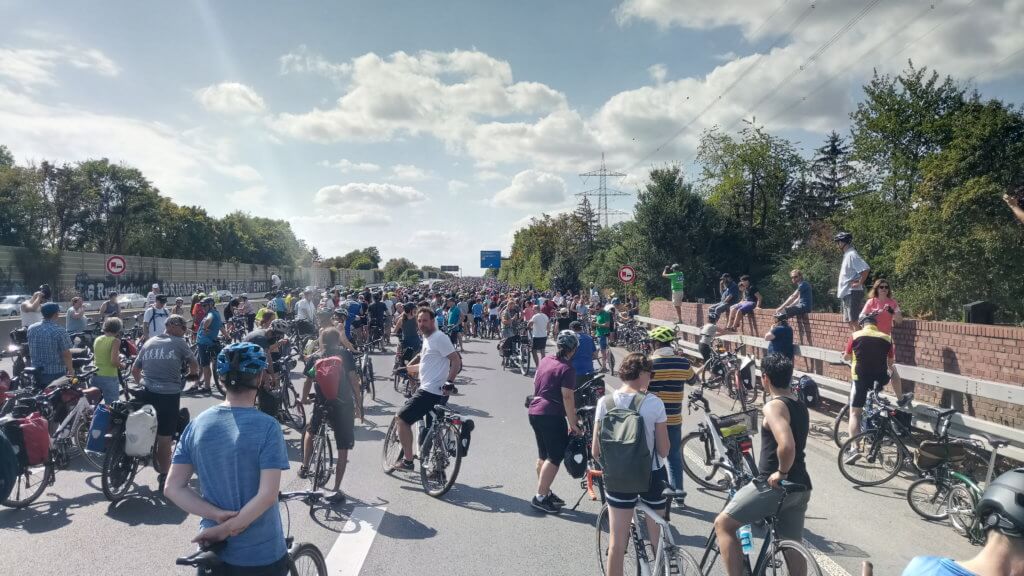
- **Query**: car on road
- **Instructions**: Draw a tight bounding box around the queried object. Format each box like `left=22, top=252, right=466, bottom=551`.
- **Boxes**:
left=213, top=289, right=233, bottom=302
left=116, top=293, right=147, bottom=309
left=0, top=294, right=29, bottom=316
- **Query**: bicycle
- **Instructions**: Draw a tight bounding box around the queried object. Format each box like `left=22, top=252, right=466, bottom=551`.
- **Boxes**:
left=724, top=344, right=758, bottom=411
left=945, top=433, right=1011, bottom=544
left=595, top=485, right=698, bottom=576
left=305, top=394, right=335, bottom=492
left=176, top=491, right=328, bottom=575
left=272, top=353, right=307, bottom=432
left=568, top=375, right=608, bottom=509
left=392, top=346, right=417, bottom=398
left=680, top=383, right=759, bottom=492
left=836, top=390, right=918, bottom=486
left=697, top=468, right=822, bottom=576
left=357, top=349, right=375, bottom=417
left=382, top=403, right=470, bottom=498
left=367, top=322, right=387, bottom=353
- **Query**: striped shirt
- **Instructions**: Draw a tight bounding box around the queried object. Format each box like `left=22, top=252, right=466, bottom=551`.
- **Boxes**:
left=648, top=347, right=694, bottom=426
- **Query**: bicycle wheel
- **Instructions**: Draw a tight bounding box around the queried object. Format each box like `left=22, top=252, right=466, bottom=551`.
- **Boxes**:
left=608, top=351, right=616, bottom=376
left=101, top=434, right=139, bottom=502
left=311, top=431, right=334, bottom=491
left=595, top=504, right=640, bottom=576
left=2, top=458, right=52, bottom=508
left=767, top=540, right=824, bottom=576
left=213, top=368, right=225, bottom=396
left=284, top=384, right=307, bottom=431
left=519, top=344, right=530, bottom=376
left=365, top=358, right=376, bottom=401
left=381, top=418, right=403, bottom=475
left=668, top=547, right=702, bottom=576
left=73, top=406, right=103, bottom=470
left=907, top=477, right=951, bottom=521
left=289, top=542, right=328, bottom=576
left=947, top=484, right=977, bottom=536
left=681, top=430, right=729, bottom=491
left=837, top=430, right=904, bottom=486
left=419, top=422, right=462, bottom=497
left=832, top=404, right=850, bottom=448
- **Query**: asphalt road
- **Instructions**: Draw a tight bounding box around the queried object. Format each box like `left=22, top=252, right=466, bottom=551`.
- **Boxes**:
left=0, top=335, right=980, bottom=575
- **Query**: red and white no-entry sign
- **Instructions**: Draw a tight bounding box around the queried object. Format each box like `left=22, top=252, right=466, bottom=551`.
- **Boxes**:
left=618, top=265, right=636, bottom=284
left=106, top=255, right=126, bottom=276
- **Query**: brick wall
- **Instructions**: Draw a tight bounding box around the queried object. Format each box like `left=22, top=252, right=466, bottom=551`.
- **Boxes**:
left=649, top=300, right=1024, bottom=428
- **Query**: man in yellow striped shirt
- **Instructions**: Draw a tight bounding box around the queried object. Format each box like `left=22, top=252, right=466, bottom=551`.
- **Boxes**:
left=648, top=326, right=694, bottom=506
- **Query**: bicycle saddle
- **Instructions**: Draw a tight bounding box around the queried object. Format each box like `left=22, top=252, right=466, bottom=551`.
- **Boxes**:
left=661, top=488, right=686, bottom=500
left=175, top=541, right=227, bottom=567
left=976, top=432, right=1011, bottom=449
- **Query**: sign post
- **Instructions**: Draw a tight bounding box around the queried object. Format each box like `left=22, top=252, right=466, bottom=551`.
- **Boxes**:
left=480, top=250, right=502, bottom=269
left=617, top=265, right=636, bottom=285
left=106, top=255, right=127, bottom=276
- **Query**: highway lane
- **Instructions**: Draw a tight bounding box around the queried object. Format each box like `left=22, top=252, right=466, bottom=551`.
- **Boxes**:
left=0, top=335, right=981, bottom=575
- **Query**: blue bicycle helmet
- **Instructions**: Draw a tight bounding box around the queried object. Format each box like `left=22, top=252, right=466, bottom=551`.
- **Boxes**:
left=216, top=342, right=268, bottom=377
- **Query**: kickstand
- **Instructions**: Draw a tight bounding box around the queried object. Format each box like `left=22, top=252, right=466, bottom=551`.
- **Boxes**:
left=570, top=483, right=589, bottom=511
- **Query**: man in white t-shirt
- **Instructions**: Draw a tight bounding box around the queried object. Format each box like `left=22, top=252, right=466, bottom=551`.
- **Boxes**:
left=142, top=295, right=170, bottom=341
left=146, top=283, right=160, bottom=308
left=528, top=302, right=549, bottom=369
left=295, top=290, right=317, bottom=323
left=390, top=307, right=463, bottom=472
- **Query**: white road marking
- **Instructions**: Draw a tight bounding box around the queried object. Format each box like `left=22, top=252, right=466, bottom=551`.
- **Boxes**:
left=324, top=505, right=387, bottom=576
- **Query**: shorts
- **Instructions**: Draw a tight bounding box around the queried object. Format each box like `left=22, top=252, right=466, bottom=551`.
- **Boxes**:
left=699, top=343, right=713, bottom=362
left=397, top=389, right=448, bottom=425
left=310, top=398, right=355, bottom=451
left=841, top=291, right=865, bottom=322
left=723, top=479, right=811, bottom=542
left=529, top=414, right=568, bottom=466
left=196, top=343, right=217, bottom=365
left=532, top=337, right=547, bottom=351
left=139, top=388, right=181, bottom=437
left=849, top=375, right=889, bottom=409
left=598, top=335, right=608, bottom=351
left=671, top=291, right=685, bottom=306
left=606, top=466, right=669, bottom=510
left=92, top=375, right=121, bottom=405
left=732, top=301, right=756, bottom=313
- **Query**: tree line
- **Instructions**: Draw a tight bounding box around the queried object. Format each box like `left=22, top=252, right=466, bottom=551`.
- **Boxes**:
left=500, top=64, right=1024, bottom=324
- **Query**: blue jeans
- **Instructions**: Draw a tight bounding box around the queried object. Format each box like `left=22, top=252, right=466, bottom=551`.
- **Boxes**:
left=666, top=423, right=684, bottom=494
left=92, top=375, right=121, bottom=404
left=708, top=302, right=730, bottom=321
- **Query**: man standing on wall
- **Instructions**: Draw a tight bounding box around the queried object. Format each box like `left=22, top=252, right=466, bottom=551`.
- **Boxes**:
left=835, top=232, right=870, bottom=331
left=661, top=264, right=685, bottom=324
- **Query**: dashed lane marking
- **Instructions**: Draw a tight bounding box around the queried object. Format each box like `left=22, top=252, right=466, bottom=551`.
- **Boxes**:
left=324, top=505, right=387, bottom=575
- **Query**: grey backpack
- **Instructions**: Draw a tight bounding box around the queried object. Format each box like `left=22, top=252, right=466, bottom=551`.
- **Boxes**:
left=598, top=393, right=652, bottom=493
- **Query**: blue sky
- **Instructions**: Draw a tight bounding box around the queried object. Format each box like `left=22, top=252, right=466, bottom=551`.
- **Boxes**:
left=2, top=0, right=1022, bottom=273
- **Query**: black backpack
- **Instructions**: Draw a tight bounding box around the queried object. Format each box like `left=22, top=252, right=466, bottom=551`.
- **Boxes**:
left=795, top=375, right=820, bottom=409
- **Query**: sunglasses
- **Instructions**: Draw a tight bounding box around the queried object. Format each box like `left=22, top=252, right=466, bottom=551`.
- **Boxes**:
left=878, top=285, right=890, bottom=289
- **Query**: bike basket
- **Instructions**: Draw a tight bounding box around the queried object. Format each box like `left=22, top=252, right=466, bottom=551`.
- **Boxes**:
left=710, top=409, right=759, bottom=439
left=915, top=440, right=970, bottom=470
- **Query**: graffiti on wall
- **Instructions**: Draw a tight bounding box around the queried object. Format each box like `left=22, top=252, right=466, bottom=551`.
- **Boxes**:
left=75, top=273, right=290, bottom=301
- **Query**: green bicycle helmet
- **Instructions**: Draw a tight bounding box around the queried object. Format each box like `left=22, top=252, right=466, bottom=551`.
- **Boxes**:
left=649, top=325, right=676, bottom=343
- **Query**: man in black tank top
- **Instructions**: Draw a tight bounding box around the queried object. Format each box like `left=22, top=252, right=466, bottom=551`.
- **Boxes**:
left=715, top=353, right=812, bottom=576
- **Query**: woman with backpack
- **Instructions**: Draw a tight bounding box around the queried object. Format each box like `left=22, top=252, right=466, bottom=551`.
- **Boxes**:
left=593, top=352, right=670, bottom=576
left=527, top=330, right=582, bottom=514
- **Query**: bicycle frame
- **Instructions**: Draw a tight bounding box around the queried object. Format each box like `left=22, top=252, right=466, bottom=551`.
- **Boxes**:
left=687, top=388, right=755, bottom=486
left=631, top=500, right=682, bottom=576
left=699, top=514, right=788, bottom=576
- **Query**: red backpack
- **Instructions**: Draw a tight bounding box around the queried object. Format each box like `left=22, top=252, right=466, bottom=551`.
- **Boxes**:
left=2, top=412, right=50, bottom=468
left=314, top=356, right=343, bottom=401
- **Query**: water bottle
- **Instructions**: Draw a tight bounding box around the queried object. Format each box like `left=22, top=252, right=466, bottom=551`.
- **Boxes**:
left=737, top=524, right=754, bottom=554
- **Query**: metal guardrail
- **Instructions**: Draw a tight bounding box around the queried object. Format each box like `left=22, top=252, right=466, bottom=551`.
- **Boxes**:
left=634, top=315, right=1024, bottom=462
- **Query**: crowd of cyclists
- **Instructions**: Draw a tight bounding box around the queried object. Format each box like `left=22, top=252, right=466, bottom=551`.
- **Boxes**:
left=2, top=270, right=1023, bottom=576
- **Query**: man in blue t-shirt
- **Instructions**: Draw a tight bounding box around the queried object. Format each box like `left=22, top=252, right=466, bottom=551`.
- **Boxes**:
left=165, top=343, right=291, bottom=573
left=776, top=269, right=813, bottom=317
left=708, top=273, right=739, bottom=323
left=765, top=312, right=794, bottom=360
left=195, top=297, right=225, bottom=392
left=570, top=321, right=597, bottom=387
left=471, top=299, right=484, bottom=337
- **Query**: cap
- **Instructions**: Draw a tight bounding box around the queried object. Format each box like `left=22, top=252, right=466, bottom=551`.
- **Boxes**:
left=152, top=283, right=160, bottom=289
left=41, top=302, right=60, bottom=317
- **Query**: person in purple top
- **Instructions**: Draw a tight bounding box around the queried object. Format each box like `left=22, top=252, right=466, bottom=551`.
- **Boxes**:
left=527, top=330, right=581, bottom=514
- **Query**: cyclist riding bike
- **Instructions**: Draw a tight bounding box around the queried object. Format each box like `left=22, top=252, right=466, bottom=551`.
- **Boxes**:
left=194, top=297, right=227, bottom=393
left=389, top=308, right=462, bottom=472
left=902, top=467, right=1024, bottom=575
left=164, top=342, right=292, bottom=576
left=367, top=293, right=388, bottom=345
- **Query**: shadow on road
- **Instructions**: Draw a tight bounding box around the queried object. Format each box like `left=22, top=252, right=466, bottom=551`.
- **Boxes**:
left=804, top=527, right=871, bottom=559
left=0, top=491, right=107, bottom=533
left=105, top=488, right=188, bottom=526
left=309, top=495, right=390, bottom=534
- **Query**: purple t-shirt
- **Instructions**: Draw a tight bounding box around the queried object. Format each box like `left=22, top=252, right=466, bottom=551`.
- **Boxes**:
left=528, top=356, right=577, bottom=416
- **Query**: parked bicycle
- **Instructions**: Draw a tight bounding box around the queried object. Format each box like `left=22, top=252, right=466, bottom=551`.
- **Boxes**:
left=945, top=433, right=1011, bottom=544
left=358, top=348, right=375, bottom=417
left=305, top=393, right=334, bottom=492
left=680, top=382, right=759, bottom=491
left=837, top=390, right=918, bottom=486
left=176, top=491, right=328, bottom=575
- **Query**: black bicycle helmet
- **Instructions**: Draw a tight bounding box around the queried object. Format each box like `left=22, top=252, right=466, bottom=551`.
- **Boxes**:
left=333, top=307, right=349, bottom=318
left=774, top=310, right=789, bottom=321
left=833, top=231, right=853, bottom=243
left=976, top=468, right=1024, bottom=536
left=556, top=330, right=579, bottom=352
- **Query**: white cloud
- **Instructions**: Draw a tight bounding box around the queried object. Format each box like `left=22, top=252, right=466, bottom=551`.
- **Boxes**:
left=388, top=163, right=433, bottom=182
left=448, top=179, right=469, bottom=195
left=269, top=49, right=568, bottom=144
left=314, top=182, right=426, bottom=206
left=492, top=170, right=567, bottom=208
left=0, top=46, right=118, bottom=89
left=476, top=170, right=508, bottom=182
left=195, top=82, right=266, bottom=115
left=410, top=229, right=463, bottom=250
left=227, top=185, right=269, bottom=205
left=320, top=158, right=381, bottom=173
left=648, top=63, right=667, bottom=84
left=279, top=45, right=352, bottom=82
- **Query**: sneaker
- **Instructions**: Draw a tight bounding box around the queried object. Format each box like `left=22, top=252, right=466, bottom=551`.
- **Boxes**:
left=548, top=492, right=565, bottom=507
left=326, top=491, right=347, bottom=504
left=297, top=466, right=309, bottom=479
left=531, top=495, right=560, bottom=514
left=843, top=449, right=861, bottom=465
left=392, top=458, right=415, bottom=472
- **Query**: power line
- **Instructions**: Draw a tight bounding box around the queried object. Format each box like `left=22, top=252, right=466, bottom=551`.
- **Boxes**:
left=967, top=44, right=1024, bottom=84
left=623, top=1, right=818, bottom=173
left=577, top=153, right=629, bottom=228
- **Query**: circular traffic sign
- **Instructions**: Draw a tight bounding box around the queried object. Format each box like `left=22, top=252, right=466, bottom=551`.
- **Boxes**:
left=106, top=255, right=126, bottom=276
left=618, top=265, right=636, bottom=284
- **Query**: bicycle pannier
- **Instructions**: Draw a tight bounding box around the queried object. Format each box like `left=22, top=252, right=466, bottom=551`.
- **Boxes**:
left=738, top=357, right=756, bottom=391
left=87, top=402, right=113, bottom=454
left=3, top=412, right=50, bottom=467
left=563, top=435, right=588, bottom=479
left=0, top=429, right=17, bottom=502
left=597, top=394, right=652, bottom=493
left=124, top=404, right=158, bottom=457
left=795, top=376, right=820, bottom=409
left=458, top=419, right=475, bottom=457
left=916, top=440, right=969, bottom=470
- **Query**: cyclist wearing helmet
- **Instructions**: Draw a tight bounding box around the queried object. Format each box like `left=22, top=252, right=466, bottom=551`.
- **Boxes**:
left=648, top=325, right=694, bottom=504
left=842, top=311, right=894, bottom=462
left=835, top=231, right=870, bottom=330
left=526, top=329, right=581, bottom=514
left=903, top=467, right=1024, bottom=575
left=164, top=343, right=291, bottom=575
left=194, top=296, right=227, bottom=394
left=243, top=319, right=291, bottom=417
left=329, top=307, right=358, bottom=353
left=172, top=297, right=186, bottom=317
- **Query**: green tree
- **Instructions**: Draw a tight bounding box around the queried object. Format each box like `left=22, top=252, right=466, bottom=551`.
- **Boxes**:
left=383, top=257, right=417, bottom=281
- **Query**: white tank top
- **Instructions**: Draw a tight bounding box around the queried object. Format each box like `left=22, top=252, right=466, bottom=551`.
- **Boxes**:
left=20, top=310, right=42, bottom=327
